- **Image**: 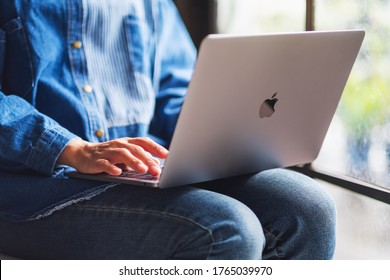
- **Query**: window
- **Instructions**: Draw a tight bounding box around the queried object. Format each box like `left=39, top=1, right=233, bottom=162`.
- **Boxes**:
left=313, top=0, right=390, bottom=191
left=217, top=0, right=390, bottom=192
left=218, top=0, right=305, bottom=34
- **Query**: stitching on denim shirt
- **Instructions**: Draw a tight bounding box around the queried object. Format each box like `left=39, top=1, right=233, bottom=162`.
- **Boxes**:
left=0, top=17, right=35, bottom=97
left=67, top=0, right=99, bottom=141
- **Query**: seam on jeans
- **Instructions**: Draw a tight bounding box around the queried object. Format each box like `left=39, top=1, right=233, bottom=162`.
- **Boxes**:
left=72, top=204, right=214, bottom=259
left=262, top=227, right=282, bottom=259
left=1, top=183, right=119, bottom=222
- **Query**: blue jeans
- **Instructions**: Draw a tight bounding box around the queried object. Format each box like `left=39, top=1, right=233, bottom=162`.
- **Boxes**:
left=0, top=169, right=336, bottom=259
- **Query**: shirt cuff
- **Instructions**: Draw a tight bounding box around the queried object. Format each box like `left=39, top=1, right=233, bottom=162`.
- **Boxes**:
left=28, top=126, right=79, bottom=176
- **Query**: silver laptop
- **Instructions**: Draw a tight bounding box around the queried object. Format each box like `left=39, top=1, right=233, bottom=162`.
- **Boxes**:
left=67, top=30, right=365, bottom=188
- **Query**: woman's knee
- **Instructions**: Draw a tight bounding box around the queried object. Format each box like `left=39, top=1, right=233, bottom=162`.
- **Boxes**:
left=202, top=193, right=265, bottom=260
left=278, top=169, right=336, bottom=234
left=258, top=169, right=336, bottom=259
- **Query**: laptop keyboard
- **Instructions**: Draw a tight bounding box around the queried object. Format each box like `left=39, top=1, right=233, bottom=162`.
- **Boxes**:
left=117, top=169, right=159, bottom=181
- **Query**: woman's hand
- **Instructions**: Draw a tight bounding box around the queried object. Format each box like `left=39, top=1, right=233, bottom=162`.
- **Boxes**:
left=57, top=137, right=169, bottom=177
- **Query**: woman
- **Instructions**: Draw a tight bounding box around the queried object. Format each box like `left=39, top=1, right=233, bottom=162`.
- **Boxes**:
left=0, top=0, right=336, bottom=259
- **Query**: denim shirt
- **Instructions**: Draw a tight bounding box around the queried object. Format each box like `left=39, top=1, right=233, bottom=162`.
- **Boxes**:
left=0, top=0, right=196, bottom=221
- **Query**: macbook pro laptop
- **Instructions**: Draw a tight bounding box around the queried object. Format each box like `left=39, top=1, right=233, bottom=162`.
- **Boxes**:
left=67, top=30, right=365, bottom=188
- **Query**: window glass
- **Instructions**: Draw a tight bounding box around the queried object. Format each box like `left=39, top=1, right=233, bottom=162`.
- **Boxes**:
left=313, top=0, right=390, bottom=190
left=217, top=0, right=306, bottom=34
left=323, top=180, right=390, bottom=259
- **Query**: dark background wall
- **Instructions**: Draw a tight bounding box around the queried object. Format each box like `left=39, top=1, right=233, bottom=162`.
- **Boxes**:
left=173, top=0, right=217, bottom=48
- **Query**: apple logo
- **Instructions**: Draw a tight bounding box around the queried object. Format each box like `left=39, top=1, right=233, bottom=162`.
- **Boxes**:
left=259, top=92, right=279, bottom=118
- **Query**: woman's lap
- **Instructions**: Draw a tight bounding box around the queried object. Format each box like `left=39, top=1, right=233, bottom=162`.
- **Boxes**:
left=0, top=179, right=264, bottom=259
left=0, top=168, right=336, bottom=260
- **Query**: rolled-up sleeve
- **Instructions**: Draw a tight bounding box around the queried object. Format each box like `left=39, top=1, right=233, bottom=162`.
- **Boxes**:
left=0, top=93, right=78, bottom=175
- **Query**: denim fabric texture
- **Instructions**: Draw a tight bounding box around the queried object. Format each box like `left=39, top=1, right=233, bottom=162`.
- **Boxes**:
left=0, top=169, right=336, bottom=259
left=0, top=0, right=196, bottom=221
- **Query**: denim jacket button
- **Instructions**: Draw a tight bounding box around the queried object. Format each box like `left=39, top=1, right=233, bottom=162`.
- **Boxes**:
left=72, top=40, right=83, bottom=49
left=95, top=129, right=104, bottom=138
left=83, top=85, right=93, bottom=93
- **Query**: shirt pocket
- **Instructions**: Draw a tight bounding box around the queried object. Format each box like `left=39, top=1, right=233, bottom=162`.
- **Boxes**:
left=124, top=14, right=152, bottom=75
left=0, top=17, right=34, bottom=96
